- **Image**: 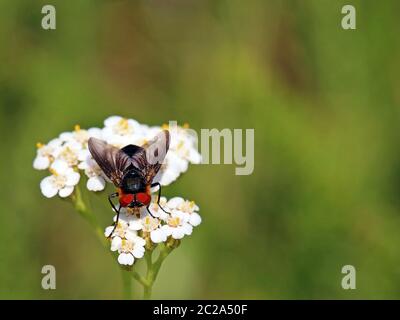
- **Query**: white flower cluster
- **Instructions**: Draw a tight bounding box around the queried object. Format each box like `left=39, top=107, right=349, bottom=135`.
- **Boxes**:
left=33, top=116, right=201, bottom=197
left=106, top=197, right=201, bottom=265
left=33, top=116, right=202, bottom=266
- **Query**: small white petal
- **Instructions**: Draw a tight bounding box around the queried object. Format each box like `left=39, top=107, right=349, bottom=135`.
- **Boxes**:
left=157, top=170, right=179, bottom=186
left=59, top=186, right=74, bottom=198
left=118, top=213, right=132, bottom=225
left=135, top=245, right=146, bottom=254
left=124, top=230, right=138, bottom=241
left=125, top=254, right=135, bottom=265
left=59, top=132, right=73, bottom=141
left=136, top=236, right=146, bottom=247
left=87, top=176, right=105, bottom=191
left=118, top=253, right=134, bottom=265
left=161, top=225, right=172, bottom=236
left=168, top=152, right=188, bottom=172
left=189, top=212, right=202, bottom=226
left=65, top=140, right=82, bottom=151
left=104, top=226, right=114, bottom=237
left=78, top=149, right=90, bottom=162
left=132, top=248, right=144, bottom=259
left=88, top=127, right=102, bottom=138
left=101, top=127, right=114, bottom=140
left=111, top=237, right=122, bottom=251
left=48, top=138, right=62, bottom=147
left=167, top=197, right=185, bottom=209
left=181, top=223, right=193, bottom=235
left=117, top=254, right=126, bottom=265
left=128, top=219, right=142, bottom=231
left=50, top=160, right=69, bottom=175
left=175, top=158, right=189, bottom=172
left=33, top=156, right=50, bottom=170
left=104, top=116, right=122, bottom=127
left=126, top=234, right=145, bottom=247
left=173, top=210, right=189, bottom=222
left=40, top=177, right=58, bottom=198
left=66, top=171, right=80, bottom=186
left=171, top=228, right=185, bottom=239
left=150, top=229, right=167, bottom=243
left=148, top=205, right=169, bottom=221
left=188, top=149, right=202, bottom=164
left=78, top=162, right=87, bottom=170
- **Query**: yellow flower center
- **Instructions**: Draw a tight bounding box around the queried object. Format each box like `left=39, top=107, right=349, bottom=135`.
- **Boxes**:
left=59, top=147, right=78, bottom=166
left=49, top=171, right=67, bottom=188
left=125, top=207, right=140, bottom=216
left=142, top=216, right=159, bottom=232
left=121, top=239, right=133, bottom=252
left=177, top=140, right=185, bottom=150
left=115, top=223, right=125, bottom=237
left=118, top=118, right=128, bottom=128
left=86, top=164, right=102, bottom=177
left=168, top=217, right=180, bottom=228
left=178, top=200, right=196, bottom=213
left=37, top=143, right=54, bottom=159
left=115, top=118, right=133, bottom=135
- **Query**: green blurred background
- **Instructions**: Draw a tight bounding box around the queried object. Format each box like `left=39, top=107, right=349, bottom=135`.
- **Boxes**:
left=1, top=0, right=400, bottom=299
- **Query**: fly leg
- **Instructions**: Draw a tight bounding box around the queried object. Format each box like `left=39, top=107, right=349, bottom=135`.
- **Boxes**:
left=146, top=205, right=156, bottom=218
left=151, top=182, right=171, bottom=215
left=107, top=192, right=120, bottom=238
left=108, top=192, right=119, bottom=213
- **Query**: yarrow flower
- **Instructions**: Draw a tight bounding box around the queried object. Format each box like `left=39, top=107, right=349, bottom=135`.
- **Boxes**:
left=40, top=160, right=80, bottom=198
left=104, top=196, right=201, bottom=265
left=166, top=197, right=202, bottom=227
left=33, top=116, right=201, bottom=197
left=33, top=138, right=62, bottom=170
left=77, top=150, right=107, bottom=191
left=34, top=116, right=202, bottom=267
left=111, top=234, right=146, bottom=266
left=151, top=124, right=202, bottom=186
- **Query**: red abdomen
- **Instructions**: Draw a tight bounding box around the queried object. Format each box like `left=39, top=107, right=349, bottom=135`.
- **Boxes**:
left=119, top=194, right=134, bottom=207
left=119, top=192, right=151, bottom=207
left=136, top=192, right=151, bottom=206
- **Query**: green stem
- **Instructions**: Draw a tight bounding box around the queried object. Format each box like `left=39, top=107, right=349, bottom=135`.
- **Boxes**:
left=143, top=250, right=153, bottom=299
left=70, top=184, right=174, bottom=300
left=143, top=284, right=152, bottom=300
left=71, top=185, right=106, bottom=247
left=121, top=268, right=132, bottom=299
left=142, top=243, right=173, bottom=299
left=131, top=268, right=148, bottom=287
left=71, top=185, right=136, bottom=298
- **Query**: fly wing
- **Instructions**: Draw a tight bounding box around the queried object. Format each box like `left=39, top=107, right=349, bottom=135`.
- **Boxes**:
left=130, top=130, right=170, bottom=184
left=88, top=137, right=131, bottom=186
